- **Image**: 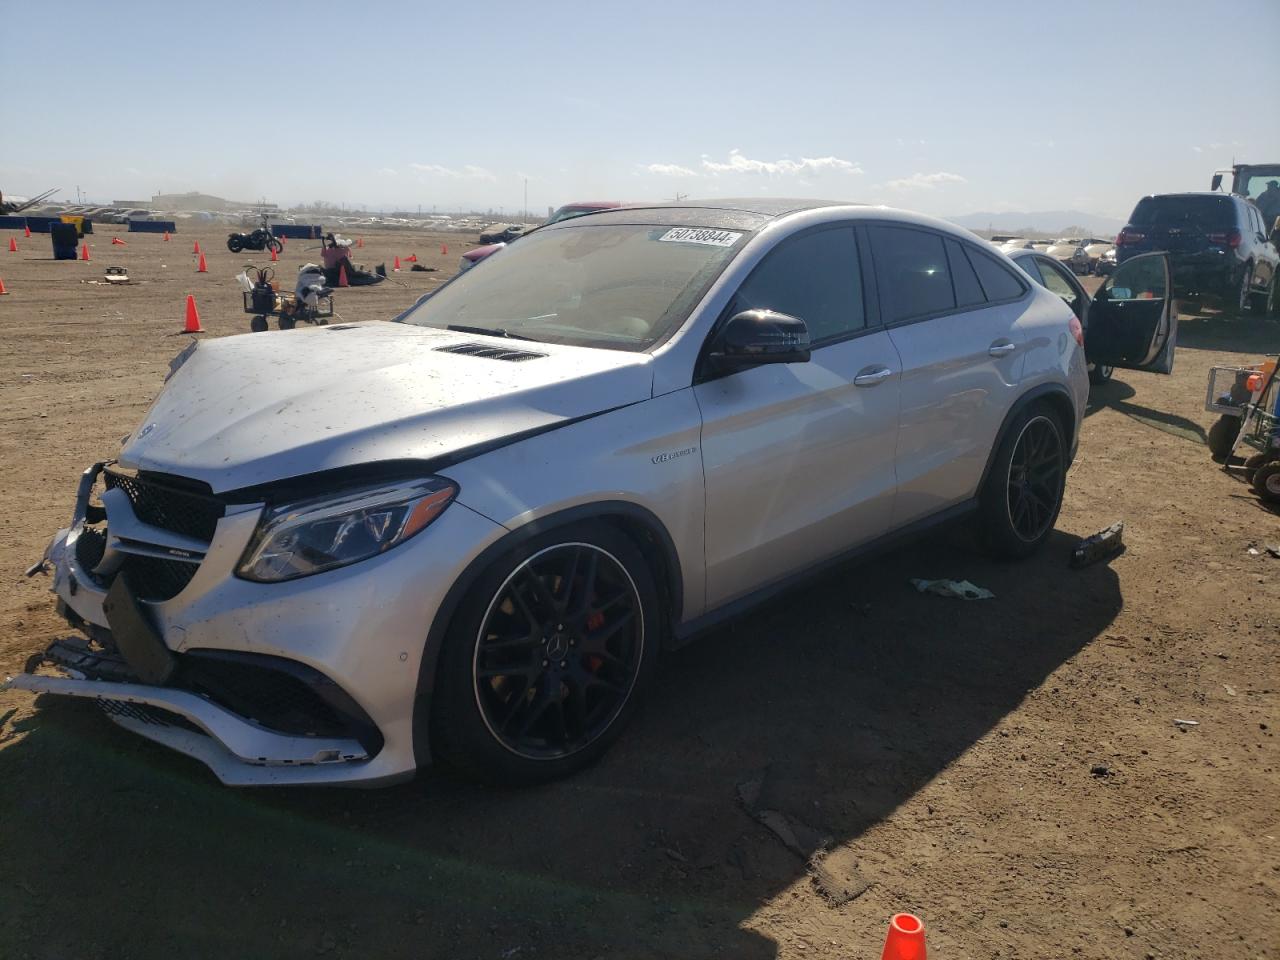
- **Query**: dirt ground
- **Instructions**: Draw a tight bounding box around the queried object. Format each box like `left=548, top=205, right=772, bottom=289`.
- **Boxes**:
left=0, top=222, right=1277, bottom=960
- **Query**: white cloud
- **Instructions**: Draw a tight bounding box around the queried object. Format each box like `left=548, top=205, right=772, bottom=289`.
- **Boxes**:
left=376, top=167, right=397, bottom=176
left=884, top=171, right=966, bottom=191
left=700, top=149, right=862, bottom=176
left=409, top=163, right=496, bottom=181
left=644, top=162, right=699, bottom=177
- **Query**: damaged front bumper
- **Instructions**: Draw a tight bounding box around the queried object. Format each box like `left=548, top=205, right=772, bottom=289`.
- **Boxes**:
left=8, top=460, right=503, bottom=788
left=4, top=670, right=371, bottom=786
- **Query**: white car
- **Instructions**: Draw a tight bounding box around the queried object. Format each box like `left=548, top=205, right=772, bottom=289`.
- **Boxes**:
left=9, top=200, right=1177, bottom=788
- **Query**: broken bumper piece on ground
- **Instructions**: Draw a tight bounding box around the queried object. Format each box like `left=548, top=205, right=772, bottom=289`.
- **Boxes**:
left=3, top=670, right=371, bottom=787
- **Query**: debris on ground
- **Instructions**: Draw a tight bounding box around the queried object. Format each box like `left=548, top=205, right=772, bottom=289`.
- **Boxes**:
left=909, top=578, right=994, bottom=600
left=1090, top=764, right=1112, bottom=777
left=1071, top=521, right=1125, bottom=568
left=410, top=263, right=438, bottom=272
left=737, top=771, right=831, bottom=858
left=1173, top=718, right=1200, bottom=727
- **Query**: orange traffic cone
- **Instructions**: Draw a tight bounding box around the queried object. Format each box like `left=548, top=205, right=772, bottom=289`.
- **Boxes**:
left=338, top=263, right=350, bottom=287
left=81, top=242, right=91, bottom=262
left=193, top=240, right=201, bottom=255
left=183, top=295, right=203, bottom=333
left=270, top=246, right=278, bottom=262
left=405, top=253, right=418, bottom=263
left=7, top=237, right=16, bottom=253
left=111, top=237, right=127, bottom=246
left=393, top=256, right=401, bottom=272
left=196, top=251, right=208, bottom=273
left=163, top=231, right=170, bottom=241
left=881, top=914, right=926, bottom=960
left=441, top=243, right=447, bottom=255
left=356, top=236, right=364, bottom=249
left=23, top=223, right=31, bottom=238
left=0, top=276, right=7, bottom=295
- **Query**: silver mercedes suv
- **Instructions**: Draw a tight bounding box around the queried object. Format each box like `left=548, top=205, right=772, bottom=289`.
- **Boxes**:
left=10, top=199, right=1178, bottom=787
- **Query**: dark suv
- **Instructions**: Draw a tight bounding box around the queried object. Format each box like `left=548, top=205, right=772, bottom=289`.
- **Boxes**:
left=1115, top=192, right=1278, bottom=317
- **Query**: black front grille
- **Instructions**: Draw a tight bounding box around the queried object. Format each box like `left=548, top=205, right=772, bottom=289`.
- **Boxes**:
left=104, top=469, right=224, bottom=542
left=121, top=554, right=199, bottom=603
left=75, top=527, right=107, bottom=575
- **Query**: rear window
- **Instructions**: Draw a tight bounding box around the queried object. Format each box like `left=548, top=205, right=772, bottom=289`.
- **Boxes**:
left=1128, top=195, right=1235, bottom=230
left=967, top=248, right=1027, bottom=302
left=868, top=226, right=955, bottom=322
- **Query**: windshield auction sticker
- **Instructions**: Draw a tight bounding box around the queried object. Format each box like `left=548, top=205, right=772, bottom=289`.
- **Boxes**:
left=657, top=227, right=743, bottom=247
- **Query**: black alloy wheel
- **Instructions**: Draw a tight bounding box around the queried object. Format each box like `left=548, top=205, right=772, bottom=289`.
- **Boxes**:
left=472, top=543, right=644, bottom=760
left=1006, top=415, right=1066, bottom=543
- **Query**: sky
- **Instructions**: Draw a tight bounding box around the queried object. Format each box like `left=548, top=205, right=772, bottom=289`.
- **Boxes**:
left=3, top=0, right=1278, bottom=220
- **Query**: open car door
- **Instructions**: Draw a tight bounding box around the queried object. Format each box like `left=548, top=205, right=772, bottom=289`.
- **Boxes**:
left=1085, top=252, right=1176, bottom=374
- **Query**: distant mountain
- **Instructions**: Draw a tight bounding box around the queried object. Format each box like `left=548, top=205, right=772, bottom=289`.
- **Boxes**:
left=945, top=210, right=1125, bottom=237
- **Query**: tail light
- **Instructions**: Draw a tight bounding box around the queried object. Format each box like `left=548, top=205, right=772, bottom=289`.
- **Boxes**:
left=1206, top=228, right=1242, bottom=248
left=1116, top=228, right=1145, bottom=246
left=1068, top=315, right=1084, bottom=348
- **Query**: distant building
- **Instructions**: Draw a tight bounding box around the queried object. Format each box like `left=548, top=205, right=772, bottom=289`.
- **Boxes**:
left=149, top=191, right=278, bottom=212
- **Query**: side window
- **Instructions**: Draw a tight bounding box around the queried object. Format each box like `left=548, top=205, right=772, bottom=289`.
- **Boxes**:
left=731, top=227, right=865, bottom=343
left=946, top=239, right=986, bottom=307
left=868, top=225, right=956, bottom=322
left=1036, top=258, right=1083, bottom=316
left=966, top=247, right=1027, bottom=302
left=1014, top=254, right=1044, bottom=284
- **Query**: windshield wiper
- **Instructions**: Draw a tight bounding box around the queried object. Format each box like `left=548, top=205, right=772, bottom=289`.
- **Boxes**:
left=446, top=324, right=537, bottom=342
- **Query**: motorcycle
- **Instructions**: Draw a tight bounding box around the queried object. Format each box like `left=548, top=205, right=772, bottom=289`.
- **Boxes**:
left=227, top=225, right=283, bottom=254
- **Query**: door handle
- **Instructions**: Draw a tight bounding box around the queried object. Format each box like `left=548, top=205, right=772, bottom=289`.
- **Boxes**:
left=988, top=340, right=1017, bottom=358
left=853, top=366, right=893, bottom=387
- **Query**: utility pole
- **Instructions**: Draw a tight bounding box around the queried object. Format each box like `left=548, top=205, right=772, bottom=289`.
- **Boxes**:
left=523, top=177, right=528, bottom=221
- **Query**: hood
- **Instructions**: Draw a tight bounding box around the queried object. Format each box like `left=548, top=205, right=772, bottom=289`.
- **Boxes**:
left=121, top=322, right=653, bottom=493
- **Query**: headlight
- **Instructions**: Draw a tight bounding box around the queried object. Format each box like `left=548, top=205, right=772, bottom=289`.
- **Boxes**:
left=236, top=477, right=457, bottom=582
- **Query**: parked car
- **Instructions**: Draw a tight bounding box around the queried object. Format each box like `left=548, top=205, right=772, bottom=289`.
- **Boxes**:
left=1095, top=246, right=1117, bottom=276
left=1006, top=247, right=1176, bottom=385
left=478, top=223, right=528, bottom=245
left=9, top=200, right=1179, bottom=788
left=1116, top=192, right=1279, bottom=316
left=1082, top=238, right=1115, bottom=273
left=462, top=202, right=625, bottom=272
left=1044, top=238, right=1090, bottom=275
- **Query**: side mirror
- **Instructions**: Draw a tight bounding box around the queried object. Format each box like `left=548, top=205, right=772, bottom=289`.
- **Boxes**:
left=1210, top=173, right=1222, bottom=192
left=709, top=309, right=811, bottom=370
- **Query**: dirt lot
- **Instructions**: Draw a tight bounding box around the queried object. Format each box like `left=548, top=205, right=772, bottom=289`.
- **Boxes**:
left=0, top=222, right=1277, bottom=960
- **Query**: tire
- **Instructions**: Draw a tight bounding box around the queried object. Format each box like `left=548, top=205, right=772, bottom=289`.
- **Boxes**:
left=1207, top=415, right=1240, bottom=461
left=249, top=315, right=268, bottom=333
left=1088, top=363, right=1114, bottom=386
left=1266, top=276, right=1280, bottom=319
left=978, top=402, right=1067, bottom=559
left=277, top=314, right=296, bottom=330
left=1243, top=453, right=1269, bottom=484
left=268, top=237, right=283, bottom=254
left=431, top=521, right=661, bottom=785
left=1252, top=461, right=1280, bottom=503
left=1226, top=264, right=1253, bottom=318
left=226, top=236, right=243, bottom=254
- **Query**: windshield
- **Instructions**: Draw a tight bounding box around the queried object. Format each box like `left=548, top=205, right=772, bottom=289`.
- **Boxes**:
left=399, top=223, right=746, bottom=350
